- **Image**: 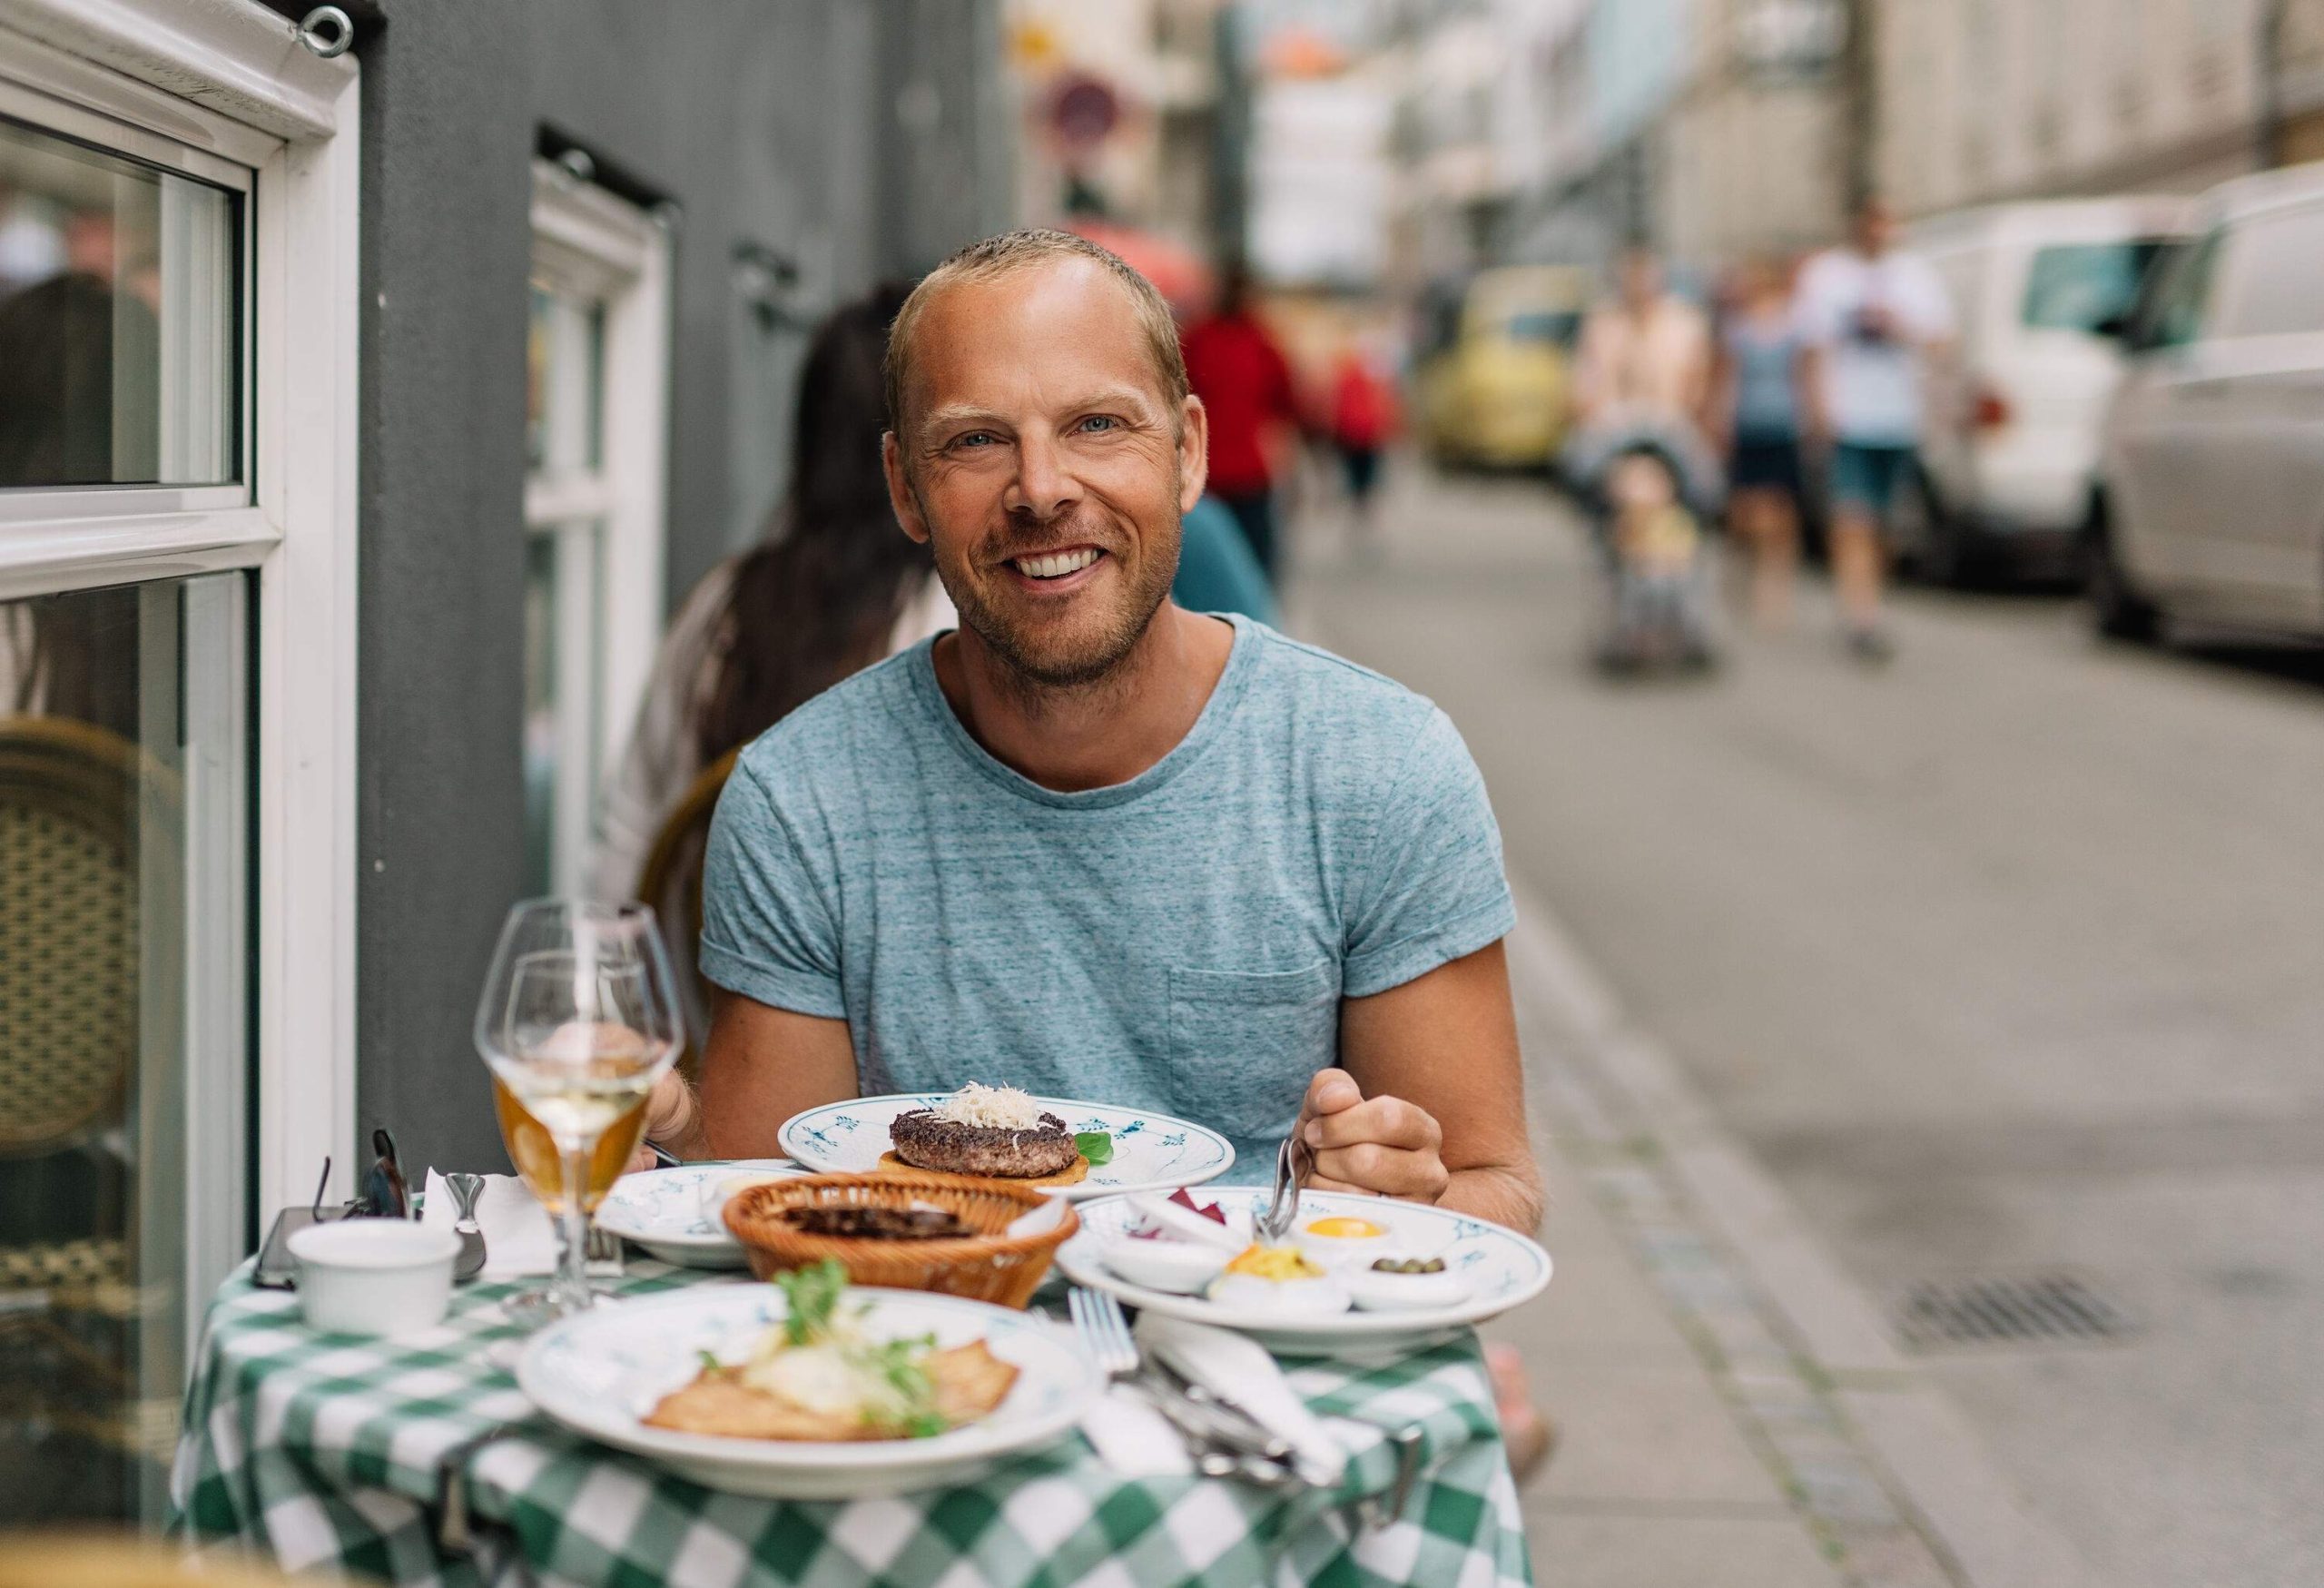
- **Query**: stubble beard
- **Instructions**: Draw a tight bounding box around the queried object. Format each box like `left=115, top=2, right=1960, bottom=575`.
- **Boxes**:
left=919, top=478, right=1183, bottom=702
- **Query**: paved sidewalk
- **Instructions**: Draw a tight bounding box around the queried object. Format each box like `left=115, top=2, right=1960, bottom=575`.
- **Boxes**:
left=1492, top=897, right=1963, bottom=1588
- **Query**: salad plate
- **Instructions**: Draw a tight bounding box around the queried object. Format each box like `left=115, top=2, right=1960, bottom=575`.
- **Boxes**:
left=517, top=1282, right=1102, bottom=1497
left=779, top=1093, right=1235, bottom=1201
left=593, top=1159, right=805, bottom=1268
left=1055, top=1188, right=1552, bottom=1354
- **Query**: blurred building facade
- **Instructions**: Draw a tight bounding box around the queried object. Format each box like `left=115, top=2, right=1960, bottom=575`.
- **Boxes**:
left=1455, top=0, right=2324, bottom=279
left=1876, top=0, right=2324, bottom=212
left=1663, top=0, right=1849, bottom=261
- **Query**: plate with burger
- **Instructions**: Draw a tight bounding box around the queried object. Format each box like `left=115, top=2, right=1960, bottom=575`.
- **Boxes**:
left=779, top=1084, right=1234, bottom=1201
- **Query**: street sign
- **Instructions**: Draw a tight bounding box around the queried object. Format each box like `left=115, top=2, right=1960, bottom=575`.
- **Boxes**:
left=1049, top=73, right=1121, bottom=150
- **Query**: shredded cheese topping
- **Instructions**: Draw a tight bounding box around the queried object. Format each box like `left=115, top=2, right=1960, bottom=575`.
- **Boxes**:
left=931, top=1082, right=1047, bottom=1130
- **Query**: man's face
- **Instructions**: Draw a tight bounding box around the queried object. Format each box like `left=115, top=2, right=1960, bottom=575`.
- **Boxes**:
left=1619, top=250, right=1659, bottom=307
left=885, top=258, right=1206, bottom=688
left=1854, top=202, right=1896, bottom=257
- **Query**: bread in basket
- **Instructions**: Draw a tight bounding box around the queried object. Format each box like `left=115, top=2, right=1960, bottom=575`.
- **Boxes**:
left=722, top=1169, right=1078, bottom=1308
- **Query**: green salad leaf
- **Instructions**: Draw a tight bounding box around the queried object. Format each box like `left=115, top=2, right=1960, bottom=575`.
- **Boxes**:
left=1074, top=1130, right=1114, bottom=1166
left=776, top=1257, right=850, bottom=1346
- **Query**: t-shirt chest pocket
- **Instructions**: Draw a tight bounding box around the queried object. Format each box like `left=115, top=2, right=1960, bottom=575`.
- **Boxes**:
left=1166, top=961, right=1340, bottom=1145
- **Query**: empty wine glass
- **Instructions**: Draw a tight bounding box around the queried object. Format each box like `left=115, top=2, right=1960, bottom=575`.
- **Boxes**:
left=473, top=898, right=681, bottom=1326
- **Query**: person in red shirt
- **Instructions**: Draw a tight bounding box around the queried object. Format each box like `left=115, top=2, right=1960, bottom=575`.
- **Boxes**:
left=1178, top=263, right=1299, bottom=579
left=1328, top=338, right=1400, bottom=557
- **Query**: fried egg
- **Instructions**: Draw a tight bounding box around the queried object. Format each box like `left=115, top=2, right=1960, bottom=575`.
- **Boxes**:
left=1204, top=1244, right=1350, bottom=1316
left=1295, top=1213, right=1395, bottom=1270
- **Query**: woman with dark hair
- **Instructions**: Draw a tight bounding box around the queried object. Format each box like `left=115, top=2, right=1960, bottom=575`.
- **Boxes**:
left=586, top=282, right=950, bottom=899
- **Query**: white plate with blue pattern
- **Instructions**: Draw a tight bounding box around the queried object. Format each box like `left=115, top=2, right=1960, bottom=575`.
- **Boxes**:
left=593, top=1159, right=807, bottom=1268
left=778, top=1094, right=1236, bottom=1201
left=1056, top=1189, right=1553, bottom=1354
left=518, top=1284, right=1101, bottom=1497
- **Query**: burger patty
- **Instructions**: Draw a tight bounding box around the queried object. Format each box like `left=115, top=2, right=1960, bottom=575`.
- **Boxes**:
left=889, top=1110, right=1080, bottom=1179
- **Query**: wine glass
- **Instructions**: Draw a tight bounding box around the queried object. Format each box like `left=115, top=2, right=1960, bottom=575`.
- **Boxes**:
left=473, top=898, right=682, bottom=1326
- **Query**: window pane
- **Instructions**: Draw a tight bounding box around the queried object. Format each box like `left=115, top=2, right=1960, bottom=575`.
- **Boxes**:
left=521, top=523, right=606, bottom=897
left=526, top=279, right=605, bottom=475
left=0, top=571, right=249, bottom=1525
left=2021, top=241, right=2168, bottom=331
left=522, top=530, right=559, bottom=894
left=0, top=117, right=238, bottom=487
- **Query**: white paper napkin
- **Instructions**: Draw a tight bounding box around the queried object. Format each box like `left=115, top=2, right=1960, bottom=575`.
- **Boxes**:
left=422, top=1169, right=557, bottom=1278
left=1078, top=1385, right=1196, bottom=1476
left=1135, top=1312, right=1349, bottom=1489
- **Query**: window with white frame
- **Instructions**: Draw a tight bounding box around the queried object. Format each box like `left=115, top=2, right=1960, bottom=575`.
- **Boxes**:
left=0, top=2, right=356, bottom=1524
left=523, top=162, right=669, bottom=898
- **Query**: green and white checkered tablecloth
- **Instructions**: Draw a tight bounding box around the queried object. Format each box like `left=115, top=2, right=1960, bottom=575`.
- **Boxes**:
left=172, top=1260, right=1531, bottom=1587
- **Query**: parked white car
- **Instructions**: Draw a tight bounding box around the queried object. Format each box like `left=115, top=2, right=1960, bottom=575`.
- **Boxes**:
left=2091, top=163, right=2324, bottom=642
left=1901, top=198, right=2188, bottom=584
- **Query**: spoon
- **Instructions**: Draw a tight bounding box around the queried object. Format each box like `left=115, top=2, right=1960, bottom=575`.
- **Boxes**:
left=446, top=1173, right=487, bottom=1282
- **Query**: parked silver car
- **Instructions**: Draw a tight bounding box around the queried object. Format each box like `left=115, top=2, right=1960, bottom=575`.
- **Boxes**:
left=2090, top=163, right=2324, bottom=642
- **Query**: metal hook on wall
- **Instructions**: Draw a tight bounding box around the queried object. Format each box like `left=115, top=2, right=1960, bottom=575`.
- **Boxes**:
left=297, top=5, right=355, bottom=59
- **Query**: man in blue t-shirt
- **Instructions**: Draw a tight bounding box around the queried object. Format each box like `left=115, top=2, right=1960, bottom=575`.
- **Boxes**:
left=641, top=229, right=1540, bottom=1228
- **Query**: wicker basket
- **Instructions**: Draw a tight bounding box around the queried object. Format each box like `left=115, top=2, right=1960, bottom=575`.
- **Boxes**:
left=722, top=1170, right=1080, bottom=1309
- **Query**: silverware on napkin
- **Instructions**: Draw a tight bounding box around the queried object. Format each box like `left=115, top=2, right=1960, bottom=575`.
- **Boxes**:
left=1068, top=1287, right=1303, bottom=1489
left=445, top=1173, right=487, bottom=1283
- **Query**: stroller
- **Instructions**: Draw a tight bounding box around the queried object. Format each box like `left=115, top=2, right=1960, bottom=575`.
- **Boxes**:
left=1563, top=417, right=1725, bottom=674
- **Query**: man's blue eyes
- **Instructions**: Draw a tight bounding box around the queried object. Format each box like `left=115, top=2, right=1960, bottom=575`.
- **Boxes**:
left=951, top=417, right=1121, bottom=449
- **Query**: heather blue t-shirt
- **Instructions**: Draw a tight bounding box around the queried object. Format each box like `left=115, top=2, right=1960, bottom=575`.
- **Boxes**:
left=697, top=615, right=1515, bottom=1178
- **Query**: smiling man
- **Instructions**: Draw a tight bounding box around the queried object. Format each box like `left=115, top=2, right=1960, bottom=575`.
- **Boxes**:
left=652, top=230, right=1540, bottom=1229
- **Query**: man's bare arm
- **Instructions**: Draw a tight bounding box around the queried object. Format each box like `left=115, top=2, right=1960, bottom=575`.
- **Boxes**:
left=1318, top=941, right=1544, bottom=1232
left=673, top=989, right=858, bottom=1159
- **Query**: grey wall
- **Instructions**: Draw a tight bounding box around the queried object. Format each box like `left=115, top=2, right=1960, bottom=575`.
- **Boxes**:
left=356, top=0, right=1009, bottom=1178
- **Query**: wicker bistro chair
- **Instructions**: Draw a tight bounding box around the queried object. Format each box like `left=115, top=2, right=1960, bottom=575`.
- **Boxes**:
left=633, top=746, right=740, bottom=1082
left=0, top=716, right=178, bottom=1473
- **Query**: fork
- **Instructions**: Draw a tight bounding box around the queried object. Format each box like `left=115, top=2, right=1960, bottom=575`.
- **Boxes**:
left=584, top=1223, right=624, bottom=1274
left=1256, top=1134, right=1314, bottom=1246
left=1068, top=1288, right=1299, bottom=1484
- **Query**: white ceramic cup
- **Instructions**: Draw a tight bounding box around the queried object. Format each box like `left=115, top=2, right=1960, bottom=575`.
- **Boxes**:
left=289, top=1218, right=462, bottom=1336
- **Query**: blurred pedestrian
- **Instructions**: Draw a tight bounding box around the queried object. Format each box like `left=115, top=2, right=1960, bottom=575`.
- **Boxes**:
left=1326, top=333, right=1399, bottom=559
left=1566, top=246, right=1722, bottom=669
left=1796, top=196, right=1955, bottom=662
left=1712, top=256, right=1807, bottom=633
left=586, top=282, right=951, bottom=902
left=1179, top=261, right=1299, bottom=579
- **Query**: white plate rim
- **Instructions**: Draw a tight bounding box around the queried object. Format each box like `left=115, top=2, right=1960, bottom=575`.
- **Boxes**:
left=777, top=1094, right=1236, bottom=1199
left=593, top=1159, right=804, bottom=1251
left=517, top=1284, right=1102, bottom=1472
left=1055, top=1189, right=1553, bottom=1340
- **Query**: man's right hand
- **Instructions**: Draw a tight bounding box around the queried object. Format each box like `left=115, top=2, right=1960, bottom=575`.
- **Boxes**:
left=625, top=1068, right=699, bottom=1172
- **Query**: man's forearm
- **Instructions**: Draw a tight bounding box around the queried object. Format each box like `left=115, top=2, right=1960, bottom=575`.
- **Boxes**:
left=1438, top=1161, right=1546, bottom=1235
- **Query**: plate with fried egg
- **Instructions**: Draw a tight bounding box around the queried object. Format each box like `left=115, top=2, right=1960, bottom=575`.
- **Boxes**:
left=1056, top=1187, right=1552, bottom=1353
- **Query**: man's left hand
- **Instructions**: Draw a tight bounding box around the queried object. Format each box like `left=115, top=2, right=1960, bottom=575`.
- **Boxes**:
left=1296, top=1068, right=1449, bottom=1202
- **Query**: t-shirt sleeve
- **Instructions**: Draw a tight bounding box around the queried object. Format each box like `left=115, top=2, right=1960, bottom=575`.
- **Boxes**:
left=1342, top=705, right=1517, bottom=998
left=1906, top=258, right=1957, bottom=340
left=697, top=758, right=849, bottom=1019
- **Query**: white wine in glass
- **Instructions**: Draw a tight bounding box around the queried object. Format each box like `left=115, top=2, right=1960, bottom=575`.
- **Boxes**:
left=473, top=899, right=682, bottom=1326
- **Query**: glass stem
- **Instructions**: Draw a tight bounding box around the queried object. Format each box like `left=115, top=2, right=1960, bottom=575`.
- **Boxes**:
left=556, top=1141, right=593, bottom=1313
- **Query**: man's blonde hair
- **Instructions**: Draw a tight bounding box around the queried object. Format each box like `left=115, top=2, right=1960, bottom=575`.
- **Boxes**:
left=884, top=228, right=1191, bottom=442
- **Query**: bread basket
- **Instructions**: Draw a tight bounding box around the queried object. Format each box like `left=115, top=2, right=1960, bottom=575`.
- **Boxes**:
left=722, top=1170, right=1079, bottom=1308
